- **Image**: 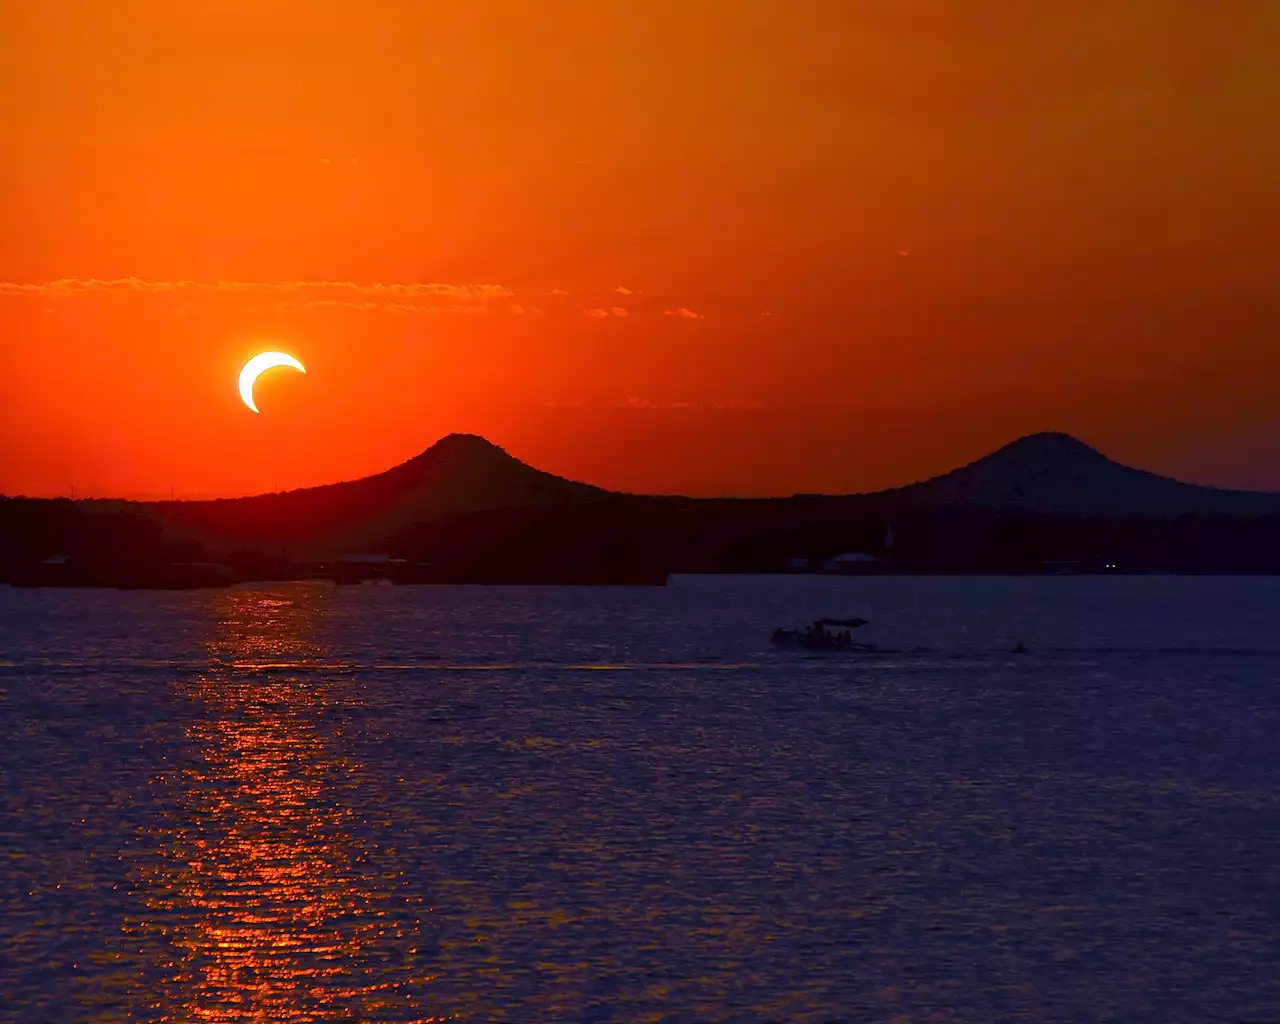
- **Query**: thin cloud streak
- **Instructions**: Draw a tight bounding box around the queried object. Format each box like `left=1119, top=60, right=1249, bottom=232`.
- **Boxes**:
left=2, top=279, right=736, bottom=321
left=544, top=397, right=767, bottom=411
left=238, top=300, right=496, bottom=315
left=0, top=278, right=512, bottom=300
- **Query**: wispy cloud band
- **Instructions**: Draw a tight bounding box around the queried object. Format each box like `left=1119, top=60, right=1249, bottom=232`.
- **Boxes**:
left=1, top=278, right=714, bottom=321
left=0, top=277, right=511, bottom=300
left=544, top=397, right=766, bottom=411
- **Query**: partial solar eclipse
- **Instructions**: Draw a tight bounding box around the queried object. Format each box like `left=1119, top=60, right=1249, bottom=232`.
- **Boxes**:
left=238, top=352, right=306, bottom=414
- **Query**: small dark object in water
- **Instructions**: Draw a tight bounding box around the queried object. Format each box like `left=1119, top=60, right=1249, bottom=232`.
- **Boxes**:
left=772, top=617, right=871, bottom=651
left=1013, top=643, right=1028, bottom=654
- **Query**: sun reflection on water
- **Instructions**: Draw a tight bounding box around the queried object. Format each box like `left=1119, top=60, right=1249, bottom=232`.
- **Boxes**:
left=129, top=587, right=438, bottom=1022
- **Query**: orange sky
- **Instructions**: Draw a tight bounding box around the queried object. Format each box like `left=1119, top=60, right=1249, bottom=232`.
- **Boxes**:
left=3, top=1, right=1279, bottom=498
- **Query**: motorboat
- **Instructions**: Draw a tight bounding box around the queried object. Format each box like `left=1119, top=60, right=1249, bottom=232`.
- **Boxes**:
left=771, top=617, right=872, bottom=651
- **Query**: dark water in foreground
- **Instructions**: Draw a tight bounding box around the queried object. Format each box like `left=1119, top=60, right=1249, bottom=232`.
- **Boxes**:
left=0, top=575, right=1276, bottom=1023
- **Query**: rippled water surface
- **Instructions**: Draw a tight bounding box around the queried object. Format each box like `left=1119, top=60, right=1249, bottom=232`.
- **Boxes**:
left=0, top=575, right=1277, bottom=1022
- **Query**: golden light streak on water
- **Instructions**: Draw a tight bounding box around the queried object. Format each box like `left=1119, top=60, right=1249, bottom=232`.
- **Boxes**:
left=126, top=587, right=439, bottom=1022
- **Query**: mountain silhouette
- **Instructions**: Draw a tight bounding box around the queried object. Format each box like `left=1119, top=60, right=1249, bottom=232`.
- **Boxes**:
left=6, top=429, right=1280, bottom=580
left=161, top=433, right=611, bottom=550
left=896, top=432, right=1280, bottom=516
left=149, top=429, right=1280, bottom=557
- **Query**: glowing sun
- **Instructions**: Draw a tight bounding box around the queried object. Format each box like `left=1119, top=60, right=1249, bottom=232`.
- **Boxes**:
left=238, top=352, right=306, bottom=414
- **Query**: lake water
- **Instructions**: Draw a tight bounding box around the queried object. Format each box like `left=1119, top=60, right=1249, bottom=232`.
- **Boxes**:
left=0, top=575, right=1276, bottom=1023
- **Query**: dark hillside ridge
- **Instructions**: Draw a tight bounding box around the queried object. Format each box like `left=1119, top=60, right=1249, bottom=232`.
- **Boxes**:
left=148, top=429, right=1280, bottom=550
left=896, top=432, right=1280, bottom=517
left=3, top=430, right=1280, bottom=582
left=154, top=433, right=612, bottom=548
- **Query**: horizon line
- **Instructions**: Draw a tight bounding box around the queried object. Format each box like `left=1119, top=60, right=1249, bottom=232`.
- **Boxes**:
left=4, top=430, right=1279, bottom=504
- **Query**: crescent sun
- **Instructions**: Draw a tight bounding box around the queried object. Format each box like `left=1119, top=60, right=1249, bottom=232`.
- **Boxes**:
left=238, top=352, right=306, bottom=413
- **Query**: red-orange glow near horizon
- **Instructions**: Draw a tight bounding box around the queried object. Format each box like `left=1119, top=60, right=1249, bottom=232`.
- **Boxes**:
left=3, top=2, right=1280, bottom=497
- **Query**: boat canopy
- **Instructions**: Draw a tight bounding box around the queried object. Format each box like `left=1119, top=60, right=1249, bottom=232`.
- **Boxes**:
left=817, top=617, right=869, bottom=628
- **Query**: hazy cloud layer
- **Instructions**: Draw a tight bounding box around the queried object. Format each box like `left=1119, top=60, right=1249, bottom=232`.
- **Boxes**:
left=0, top=278, right=510, bottom=300
left=544, top=397, right=766, bottom=411
left=2, top=278, right=713, bottom=320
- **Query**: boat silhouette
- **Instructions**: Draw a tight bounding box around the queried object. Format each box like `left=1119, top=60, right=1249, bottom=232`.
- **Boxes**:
left=771, top=617, right=872, bottom=651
